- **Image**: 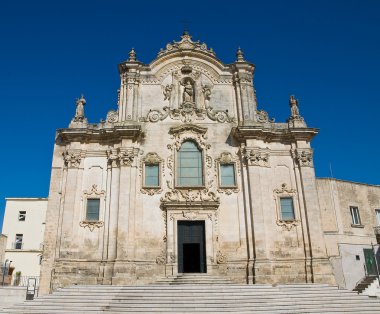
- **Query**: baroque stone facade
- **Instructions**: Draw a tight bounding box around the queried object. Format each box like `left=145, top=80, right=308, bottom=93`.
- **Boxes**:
left=40, top=32, right=374, bottom=294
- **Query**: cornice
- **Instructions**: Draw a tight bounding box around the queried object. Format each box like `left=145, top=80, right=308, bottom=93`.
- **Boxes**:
left=57, top=125, right=142, bottom=144
left=232, top=125, right=319, bottom=142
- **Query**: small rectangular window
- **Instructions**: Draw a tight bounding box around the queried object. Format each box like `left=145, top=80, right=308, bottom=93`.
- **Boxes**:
left=220, top=164, right=236, bottom=187
left=15, top=234, right=23, bottom=249
left=145, top=164, right=160, bottom=187
left=280, top=197, right=295, bottom=220
left=376, top=209, right=380, bottom=226
left=86, top=199, right=100, bottom=221
left=18, top=211, right=26, bottom=221
left=350, top=206, right=361, bottom=225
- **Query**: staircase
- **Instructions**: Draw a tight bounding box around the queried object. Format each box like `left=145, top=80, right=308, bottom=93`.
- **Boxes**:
left=2, top=283, right=380, bottom=313
left=155, top=273, right=234, bottom=285
left=353, top=276, right=377, bottom=293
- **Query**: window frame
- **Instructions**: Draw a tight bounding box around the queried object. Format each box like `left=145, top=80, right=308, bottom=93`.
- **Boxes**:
left=219, top=163, right=237, bottom=188
left=350, top=206, right=362, bottom=227
left=279, top=197, right=296, bottom=221
left=140, top=152, right=163, bottom=195
left=375, top=209, right=380, bottom=226
left=273, top=183, right=300, bottom=230
left=144, top=163, right=161, bottom=188
left=85, top=198, right=100, bottom=221
left=175, top=140, right=204, bottom=188
left=18, top=211, right=26, bottom=221
left=14, top=234, right=23, bottom=250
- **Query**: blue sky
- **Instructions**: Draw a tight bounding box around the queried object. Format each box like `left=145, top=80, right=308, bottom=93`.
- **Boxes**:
left=0, top=0, right=379, bottom=231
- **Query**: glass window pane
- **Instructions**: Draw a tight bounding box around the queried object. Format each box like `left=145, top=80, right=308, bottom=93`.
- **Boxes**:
left=280, top=197, right=295, bottom=220
left=350, top=207, right=361, bottom=225
left=177, top=141, right=203, bottom=187
left=220, top=164, right=236, bottom=186
left=145, top=164, right=159, bottom=187
left=86, top=199, right=100, bottom=221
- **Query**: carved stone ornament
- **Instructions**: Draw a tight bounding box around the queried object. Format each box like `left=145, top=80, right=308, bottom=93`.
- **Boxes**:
left=273, top=183, right=300, bottom=231
left=63, top=150, right=82, bottom=168
left=293, top=148, right=313, bottom=167
left=182, top=210, right=199, bottom=220
left=139, top=103, right=236, bottom=124
left=255, top=109, right=274, bottom=123
left=156, top=251, right=166, bottom=265
left=161, top=188, right=219, bottom=203
left=244, top=147, right=270, bottom=167
left=106, top=110, right=118, bottom=123
left=157, top=31, right=216, bottom=59
left=83, top=184, right=105, bottom=197
left=162, top=84, right=174, bottom=101
left=79, top=220, right=104, bottom=232
left=140, top=152, right=164, bottom=196
left=106, top=147, right=139, bottom=167
left=216, top=251, right=227, bottom=264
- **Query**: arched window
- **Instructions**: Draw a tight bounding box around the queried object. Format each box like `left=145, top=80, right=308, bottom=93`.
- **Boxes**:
left=177, top=141, right=203, bottom=186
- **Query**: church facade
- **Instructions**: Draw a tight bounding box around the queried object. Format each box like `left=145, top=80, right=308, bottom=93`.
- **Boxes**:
left=39, top=33, right=380, bottom=294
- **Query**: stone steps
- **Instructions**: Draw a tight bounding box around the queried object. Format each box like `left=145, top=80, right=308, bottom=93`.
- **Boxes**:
left=3, top=283, right=380, bottom=313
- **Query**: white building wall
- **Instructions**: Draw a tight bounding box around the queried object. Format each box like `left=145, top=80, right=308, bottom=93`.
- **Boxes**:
left=2, top=198, right=47, bottom=277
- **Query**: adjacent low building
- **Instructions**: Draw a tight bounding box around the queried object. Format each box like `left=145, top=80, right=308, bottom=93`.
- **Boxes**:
left=1, top=198, right=47, bottom=285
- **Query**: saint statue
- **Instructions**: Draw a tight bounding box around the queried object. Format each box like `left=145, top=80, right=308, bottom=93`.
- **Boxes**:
left=181, top=79, right=194, bottom=102
left=289, top=95, right=300, bottom=118
left=75, top=94, right=86, bottom=121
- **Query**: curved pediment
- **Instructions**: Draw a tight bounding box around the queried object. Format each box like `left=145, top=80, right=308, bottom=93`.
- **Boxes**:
left=147, top=32, right=231, bottom=84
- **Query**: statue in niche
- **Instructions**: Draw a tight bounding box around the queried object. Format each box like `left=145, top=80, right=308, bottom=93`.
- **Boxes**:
left=289, top=95, right=300, bottom=118
left=74, top=94, right=86, bottom=121
left=181, top=78, right=194, bottom=103
left=163, top=84, right=173, bottom=101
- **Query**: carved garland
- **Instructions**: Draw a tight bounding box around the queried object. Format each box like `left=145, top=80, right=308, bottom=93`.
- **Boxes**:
left=139, top=102, right=236, bottom=124
left=79, top=184, right=105, bottom=232
left=273, top=183, right=300, bottom=231
left=140, top=152, right=164, bottom=195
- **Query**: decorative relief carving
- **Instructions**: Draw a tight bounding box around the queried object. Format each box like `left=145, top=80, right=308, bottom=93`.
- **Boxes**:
left=156, top=251, right=166, bottom=265
left=63, top=150, right=83, bottom=168
left=244, top=147, right=270, bottom=167
left=162, top=84, right=173, bottom=101
left=157, top=31, right=216, bottom=59
left=216, top=251, right=227, bottom=264
left=79, top=221, right=104, bottom=232
left=161, top=188, right=219, bottom=203
left=182, top=210, right=199, bottom=220
left=139, top=103, right=236, bottom=124
left=106, top=147, right=139, bottom=167
left=255, top=109, right=274, bottom=123
left=83, top=184, right=105, bottom=197
left=292, top=148, right=313, bottom=167
left=106, top=110, right=118, bottom=123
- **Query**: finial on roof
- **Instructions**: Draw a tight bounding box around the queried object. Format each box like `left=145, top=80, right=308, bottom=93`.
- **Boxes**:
left=236, top=47, right=245, bottom=62
left=129, top=48, right=136, bottom=62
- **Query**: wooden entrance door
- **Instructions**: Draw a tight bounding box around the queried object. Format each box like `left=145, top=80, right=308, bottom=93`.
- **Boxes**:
left=178, top=221, right=206, bottom=273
